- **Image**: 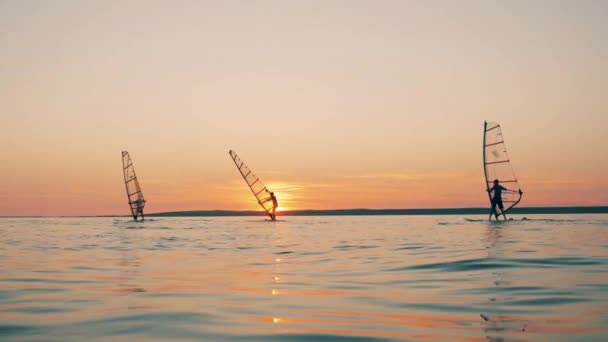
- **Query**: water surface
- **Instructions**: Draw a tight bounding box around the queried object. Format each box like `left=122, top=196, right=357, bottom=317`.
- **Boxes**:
left=1, top=215, right=607, bottom=341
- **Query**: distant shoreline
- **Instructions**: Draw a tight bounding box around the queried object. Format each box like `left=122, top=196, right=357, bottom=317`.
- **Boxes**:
left=147, top=206, right=608, bottom=217
left=2, top=206, right=607, bottom=218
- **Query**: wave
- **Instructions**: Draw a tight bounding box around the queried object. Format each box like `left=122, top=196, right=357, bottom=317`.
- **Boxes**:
left=386, top=257, right=606, bottom=272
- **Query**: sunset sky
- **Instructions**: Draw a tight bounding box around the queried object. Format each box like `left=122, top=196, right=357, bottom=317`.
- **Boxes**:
left=1, top=0, right=607, bottom=216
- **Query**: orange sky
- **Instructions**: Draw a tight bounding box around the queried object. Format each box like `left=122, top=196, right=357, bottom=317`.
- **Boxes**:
left=1, top=1, right=607, bottom=216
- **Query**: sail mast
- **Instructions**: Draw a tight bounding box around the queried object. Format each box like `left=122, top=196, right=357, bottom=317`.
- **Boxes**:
left=483, top=121, right=493, bottom=209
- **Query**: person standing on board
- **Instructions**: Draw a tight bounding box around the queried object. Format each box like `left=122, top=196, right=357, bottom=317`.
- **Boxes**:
left=266, top=192, right=278, bottom=221
left=131, top=197, right=145, bottom=221
left=488, top=179, right=521, bottom=220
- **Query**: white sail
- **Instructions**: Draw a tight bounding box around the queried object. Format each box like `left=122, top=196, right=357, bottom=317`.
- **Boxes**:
left=228, top=150, right=274, bottom=219
left=122, top=151, right=145, bottom=221
left=483, top=122, right=523, bottom=217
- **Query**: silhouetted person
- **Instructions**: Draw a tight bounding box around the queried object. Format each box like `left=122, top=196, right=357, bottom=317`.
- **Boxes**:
left=265, top=191, right=278, bottom=221
left=488, top=180, right=508, bottom=220
left=131, top=197, right=145, bottom=221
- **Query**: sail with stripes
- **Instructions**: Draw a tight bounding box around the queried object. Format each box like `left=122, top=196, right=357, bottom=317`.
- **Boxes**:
left=122, top=151, right=146, bottom=221
left=228, top=150, right=274, bottom=219
left=483, top=122, right=523, bottom=218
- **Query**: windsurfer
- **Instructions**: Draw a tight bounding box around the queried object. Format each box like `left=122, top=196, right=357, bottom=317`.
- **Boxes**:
left=131, top=197, right=144, bottom=221
left=266, top=192, right=278, bottom=221
left=488, top=180, right=522, bottom=220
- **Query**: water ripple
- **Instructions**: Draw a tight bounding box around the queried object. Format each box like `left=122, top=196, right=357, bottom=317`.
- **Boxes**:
left=1, top=215, right=607, bottom=341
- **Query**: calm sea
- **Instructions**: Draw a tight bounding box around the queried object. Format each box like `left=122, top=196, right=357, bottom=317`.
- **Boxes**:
left=1, top=215, right=607, bottom=341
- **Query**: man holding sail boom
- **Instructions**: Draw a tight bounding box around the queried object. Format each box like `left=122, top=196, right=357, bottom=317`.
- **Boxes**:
left=264, top=191, right=278, bottom=221
left=130, top=197, right=145, bottom=221
left=488, top=179, right=522, bottom=220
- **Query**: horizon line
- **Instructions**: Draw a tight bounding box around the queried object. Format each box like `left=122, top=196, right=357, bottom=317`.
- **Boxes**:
left=1, top=205, right=607, bottom=218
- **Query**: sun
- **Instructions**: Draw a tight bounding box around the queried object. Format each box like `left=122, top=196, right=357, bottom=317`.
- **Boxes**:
left=266, top=182, right=296, bottom=211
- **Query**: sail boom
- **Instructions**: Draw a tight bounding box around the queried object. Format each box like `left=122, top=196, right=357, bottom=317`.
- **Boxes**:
left=485, top=160, right=510, bottom=165
left=484, top=141, right=504, bottom=147
left=485, top=124, right=500, bottom=132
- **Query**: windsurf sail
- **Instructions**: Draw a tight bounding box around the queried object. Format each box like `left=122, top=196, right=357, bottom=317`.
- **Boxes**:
left=483, top=122, right=523, bottom=219
left=228, top=150, right=275, bottom=219
left=122, top=151, right=146, bottom=221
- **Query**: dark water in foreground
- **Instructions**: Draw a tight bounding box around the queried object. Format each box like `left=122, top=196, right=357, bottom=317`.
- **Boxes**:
left=1, top=215, right=607, bottom=341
